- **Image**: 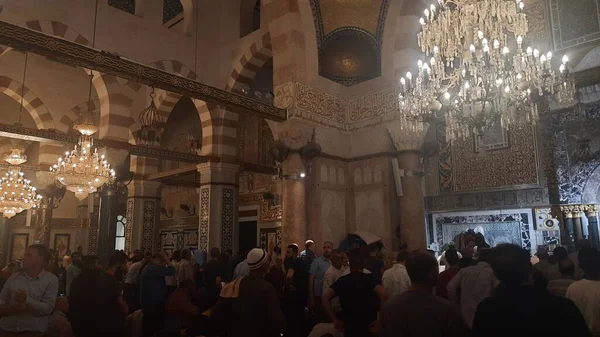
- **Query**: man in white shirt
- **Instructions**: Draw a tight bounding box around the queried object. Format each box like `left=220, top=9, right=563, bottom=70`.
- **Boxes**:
left=566, top=247, right=600, bottom=336
left=382, top=250, right=411, bottom=298
left=447, top=248, right=498, bottom=327
left=322, top=250, right=346, bottom=314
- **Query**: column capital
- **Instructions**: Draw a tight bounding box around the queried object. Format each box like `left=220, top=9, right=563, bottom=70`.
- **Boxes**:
left=560, top=205, right=576, bottom=218
left=197, top=162, right=240, bottom=185
left=273, top=120, right=316, bottom=149
left=386, top=120, right=428, bottom=151
left=126, top=180, right=161, bottom=198
left=585, top=204, right=599, bottom=216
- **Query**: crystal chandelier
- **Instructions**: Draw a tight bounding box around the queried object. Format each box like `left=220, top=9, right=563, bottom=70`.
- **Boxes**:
left=0, top=149, right=42, bottom=219
left=50, top=132, right=115, bottom=201
left=50, top=71, right=115, bottom=201
left=398, top=0, right=575, bottom=142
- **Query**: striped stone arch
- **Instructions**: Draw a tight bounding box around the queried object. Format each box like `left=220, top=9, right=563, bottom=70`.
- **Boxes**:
left=225, top=30, right=273, bottom=93
left=0, top=20, right=90, bottom=57
left=58, top=99, right=101, bottom=134
left=0, top=76, right=55, bottom=130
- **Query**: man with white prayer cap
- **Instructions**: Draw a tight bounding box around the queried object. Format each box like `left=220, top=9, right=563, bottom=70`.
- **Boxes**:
left=211, top=248, right=285, bottom=337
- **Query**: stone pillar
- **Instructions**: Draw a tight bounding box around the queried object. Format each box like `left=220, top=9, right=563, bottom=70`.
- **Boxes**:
left=387, top=120, right=427, bottom=250
left=87, top=195, right=100, bottom=255
left=573, top=205, right=585, bottom=242
left=96, top=186, right=118, bottom=264
left=585, top=205, right=600, bottom=248
left=33, top=198, right=53, bottom=247
left=0, top=217, right=7, bottom=266
left=274, top=122, right=316, bottom=248
left=281, top=152, right=307, bottom=247
left=560, top=206, right=577, bottom=253
left=197, top=162, right=239, bottom=252
left=396, top=150, right=427, bottom=250
left=126, top=180, right=161, bottom=254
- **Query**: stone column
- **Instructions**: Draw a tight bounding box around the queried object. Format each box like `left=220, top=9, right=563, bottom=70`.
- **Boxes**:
left=96, top=186, right=118, bottom=264
left=560, top=206, right=576, bottom=253
left=273, top=122, right=315, bottom=248
left=0, top=217, right=7, bottom=266
left=573, top=205, right=585, bottom=242
left=126, top=180, right=161, bottom=254
left=396, top=150, right=427, bottom=250
left=197, top=162, right=239, bottom=252
left=585, top=205, right=600, bottom=248
left=387, top=120, right=427, bottom=250
left=87, top=196, right=100, bottom=255
left=33, top=200, right=53, bottom=247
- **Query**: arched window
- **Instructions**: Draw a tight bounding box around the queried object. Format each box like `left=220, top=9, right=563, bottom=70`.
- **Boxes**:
left=240, top=0, right=261, bottom=37
left=115, top=215, right=127, bottom=251
left=163, top=0, right=184, bottom=25
left=108, top=0, right=136, bottom=14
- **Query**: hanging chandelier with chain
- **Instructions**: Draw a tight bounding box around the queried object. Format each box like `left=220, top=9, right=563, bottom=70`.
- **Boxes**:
left=0, top=149, right=42, bottom=219
left=50, top=71, right=115, bottom=201
left=50, top=133, right=115, bottom=201
left=397, top=0, right=576, bottom=142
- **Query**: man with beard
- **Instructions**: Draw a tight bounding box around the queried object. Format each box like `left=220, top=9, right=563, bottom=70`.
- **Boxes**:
left=309, top=241, right=333, bottom=321
left=70, top=252, right=129, bottom=337
left=284, top=244, right=309, bottom=337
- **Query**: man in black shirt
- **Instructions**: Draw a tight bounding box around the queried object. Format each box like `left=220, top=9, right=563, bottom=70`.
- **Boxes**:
left=203, top=247, right=223, bottom=306
left=472, top=244, right=591, bottom=337
left=70, top=252, right=129, bottom=337
left=322, top=249, right=387, bottom=337
left=284, top=244, right=308, bottom=337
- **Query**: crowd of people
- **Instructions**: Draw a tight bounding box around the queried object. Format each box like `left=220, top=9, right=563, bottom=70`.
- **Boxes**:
left=0, top=238, right=597, bottom=337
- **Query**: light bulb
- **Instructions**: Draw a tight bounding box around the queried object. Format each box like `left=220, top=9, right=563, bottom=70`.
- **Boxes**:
left=430, top=4, right=436, bottom=12
left=400, top=77, right=406, bottom=85
left=517, top=36, right=523, bottom=45
left=502, top=46, right=509, bottom=55
left=540, top=55, right=546, bottom=63
left=418, top=60, right=423, bottom=68
left=493, top=40, right=500, bottom=49
left=519, top=2, right=524, bottom=10
left=424, top=9, right=429, bottom=17
left=504, top=85, right=510, bottom=93
left=483, top=45, right=490, bottom=53
left=482, top=38, right=488, bottom=46
left=559, top=64, right=565, bottom=73
left=470, top=44, right=476, bottom=52
left=444, top=92, right=450, bottom=100
left=478, top=31, right=484, bottom=39
left=419, top=17, right=425, bottom=25
left=533, top=49, right=539, bottom=58
left=406, top=71, right=412, bottom=80
left=433, top=46, right=439, bottom=54
left=464, top=81, right=470, bottom=89
left=562, top=55, right=569, bottom=64
left=547, top=51, right=553, bottom=60
left=526, top=47, right=533, bottom=55
left=430, top=57, right=436, bottom=65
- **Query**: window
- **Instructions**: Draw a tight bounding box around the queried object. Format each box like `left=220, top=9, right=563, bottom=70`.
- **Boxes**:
left=163, top=0, right=184, bottom=24
left=108, top=0, right=136, bottom=15
left=116, top=215, right=127, bottom=251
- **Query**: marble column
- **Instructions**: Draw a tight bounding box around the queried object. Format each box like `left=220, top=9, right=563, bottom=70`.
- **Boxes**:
left=33, top=198, right=53, bottom=247
left=396, top=150, right=427, bottom=250
left=96, top=186, right=119, bottom=264
left=126, top=180, right=161, bottom=254
left=281, top=152, right=307, bottom=247
left=573, top=205, right=585, bottom=242
left=560, top=206, right=576, bottom=253
left=87, top=197, right=100, bottom=255
left=585, top=205, right=600, bottom=248
left=0, top=217, right=7, bottom=266
left=387, top=121, right=427, bottom=251
left=197, top=162, right=239, bottom=252
left=274, top=122, right=315, bottom=248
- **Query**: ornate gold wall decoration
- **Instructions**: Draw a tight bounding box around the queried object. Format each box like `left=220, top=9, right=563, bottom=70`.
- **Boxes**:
left=437, top=122, right=538, bottom=192
left=348, top=86, right=401, bottom=123
left=238, top=192, right=282, bottom=222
